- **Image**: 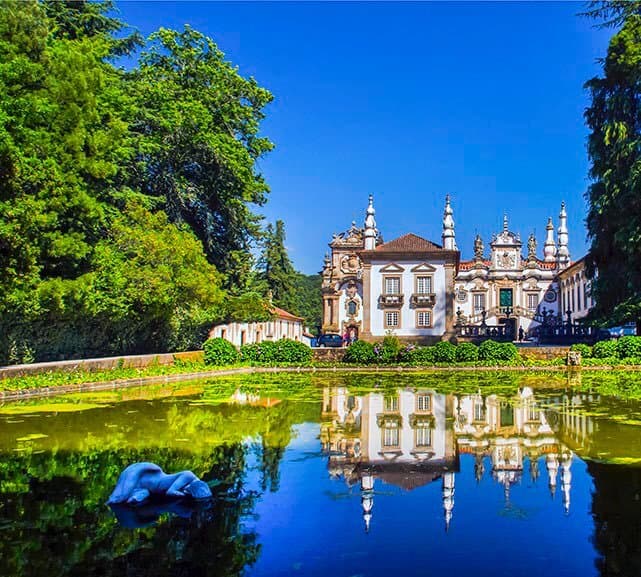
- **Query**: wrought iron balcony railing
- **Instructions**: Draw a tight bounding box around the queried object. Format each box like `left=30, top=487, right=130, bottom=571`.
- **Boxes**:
left=378, top=293, right=404, bottom=307
left=410, top=293, right=436, bottom=308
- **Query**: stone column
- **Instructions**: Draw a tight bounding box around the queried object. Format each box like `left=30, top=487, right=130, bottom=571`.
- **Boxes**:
left=361, top=264, right=373, bottom=341
left=444, top=263, right=456, bottom=339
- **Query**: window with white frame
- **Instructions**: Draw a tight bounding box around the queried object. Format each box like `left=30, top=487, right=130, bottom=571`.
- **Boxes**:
left=382, top=426, right=399, bottom=447
left=385, top=311, right=399, bottom=328
left=527, top=293, right=539, bottom=311
left=416, top=393, right=431, bottom=412
left=416, top=311, right=432, bottom=328
left=416, top=275, right=433, bottom=294
left=473, top=292, right=486, bottom=313
left=384, top=276, right=400, bottom=295
left=474, top=401, right=484, bottom=422
left=384, top=396, right=399, bottom=412
left=415, top=426, right=432, bottom=447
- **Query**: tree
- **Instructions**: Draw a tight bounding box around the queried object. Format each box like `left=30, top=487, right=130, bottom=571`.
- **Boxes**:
left=0, top=1, right=276, bottom=362
left=258, top=220, right=297, bottom=312
left=584, top=5, right=641, bottom=331
left=128, top=26, right=274, bottom=291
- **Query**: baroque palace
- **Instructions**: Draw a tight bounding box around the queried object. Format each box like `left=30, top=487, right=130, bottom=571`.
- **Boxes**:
left=321, top=195, right=592, bottom=342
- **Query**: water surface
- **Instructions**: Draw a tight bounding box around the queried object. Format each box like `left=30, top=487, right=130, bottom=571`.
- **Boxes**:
left=1, top=372, right=640, bottom=577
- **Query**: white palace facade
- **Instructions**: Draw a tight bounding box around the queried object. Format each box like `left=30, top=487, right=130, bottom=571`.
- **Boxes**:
left=321, top=195, right=586, bottom=342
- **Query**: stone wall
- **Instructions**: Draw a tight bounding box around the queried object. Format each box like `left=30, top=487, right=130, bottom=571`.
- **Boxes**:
left=312, top=348, right=346, bottom=363
left=517, top=346, right=570, bottom=361
left=0, top=350, right=204, bottom=380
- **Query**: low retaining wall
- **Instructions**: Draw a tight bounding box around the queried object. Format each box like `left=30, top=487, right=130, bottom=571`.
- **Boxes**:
left=0, top=350, right=204, bottom=380
left=517, top=346, right=571, bottom=361
left=312, top=348, right=346, bottom=362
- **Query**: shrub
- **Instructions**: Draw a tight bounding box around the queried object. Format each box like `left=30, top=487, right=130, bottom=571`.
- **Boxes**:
left=203, top=338, right=238, bottom=366
left=343, top=340, right=376, bottom=364
left=433, top=341, right=457, bottom=363
left=239, top=339, right=311, bottom=364
left=374, top=334, right=402, bottom=364
left=456, top=342, right=479, bottom=363
left=404, top=346, right=436, bottom=365
left=617, top=335, right=641, bottom=359
left=478, top=340, right=518, bottom=362
left=593, top=339, right=619, bottom=359
left=570, top=343, right=592, bottom=358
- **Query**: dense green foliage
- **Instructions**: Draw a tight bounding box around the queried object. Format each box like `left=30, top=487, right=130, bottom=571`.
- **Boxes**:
left=593, top=339, right=619, bottom=359
left=342, top=340, right=376, bottom=364
left=0, top=0, right=275, bottom=363
left=456, top=342, right=479, bottom=362
left=584, top=4, right=641, bottom=328
left=255, top=220, right=322, bottom=331
left=478, top=340, right=518, bottom=362
left=432, top=341, right=457, bottom=363
left=617, top=335, right=641, bottom=358
left=239, top=338, right=312, bottom=365
left=203, top=338, right=239, bottom=366
left=373, top=334, right=402, bottom=364
left=570, top=343, right=594, bottom=358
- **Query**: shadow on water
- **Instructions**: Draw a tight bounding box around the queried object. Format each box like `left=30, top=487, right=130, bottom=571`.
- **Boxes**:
left=0, top=371, right=640, bottom=576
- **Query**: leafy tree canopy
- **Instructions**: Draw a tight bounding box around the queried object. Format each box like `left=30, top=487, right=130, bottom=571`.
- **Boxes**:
left=584, top=2, right=641, bottom=328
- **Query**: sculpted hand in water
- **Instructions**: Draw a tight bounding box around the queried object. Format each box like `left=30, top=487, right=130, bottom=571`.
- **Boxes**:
left=107, top=462, right=212, bottom=505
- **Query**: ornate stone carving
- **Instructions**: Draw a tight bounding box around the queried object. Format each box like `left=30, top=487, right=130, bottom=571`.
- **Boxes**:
left=340, top=253, right=362, bottom=274
left=527, top=233, right=537, bottom=260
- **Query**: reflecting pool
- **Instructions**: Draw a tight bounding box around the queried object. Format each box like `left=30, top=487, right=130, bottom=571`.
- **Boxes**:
left=1, top=372, right=641, bottom=576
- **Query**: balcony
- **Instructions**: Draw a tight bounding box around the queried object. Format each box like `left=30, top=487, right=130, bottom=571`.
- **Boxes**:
left=410, top=293, right=436, bottom=308
left=378, top=293, right=404, bottom=307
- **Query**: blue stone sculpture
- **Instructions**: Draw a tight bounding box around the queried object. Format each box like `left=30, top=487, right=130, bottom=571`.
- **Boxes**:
left=107, top=462, right=212, bottom=505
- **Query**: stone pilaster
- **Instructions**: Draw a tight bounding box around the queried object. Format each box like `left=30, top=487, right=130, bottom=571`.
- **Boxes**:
left=444, top=262, right=457, bottom=339
left=360, top=263, right=373, bottom=340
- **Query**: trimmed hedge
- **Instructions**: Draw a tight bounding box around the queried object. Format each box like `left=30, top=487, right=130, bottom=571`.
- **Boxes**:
left=593, top=339, right=619, bottom=359
left=478, top=340, right=518, bottom=362
left=456, top=342, right=479, bottom=362
left=203, top=338, right=239, bottom=366
left=402, top=345, right=436, bottom=365
left=570, top=343, right=593, bottom=358
left=617, top=336, right=641, bottom=359
left=343, top=340, right=376, bottom=364
left=239, top=338, right=311, bottom=364
left=433, top=341, right=457, bottom=363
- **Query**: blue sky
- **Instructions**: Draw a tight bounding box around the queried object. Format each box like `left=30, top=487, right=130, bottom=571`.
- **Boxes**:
left=115, top=1, right=612, bottom=274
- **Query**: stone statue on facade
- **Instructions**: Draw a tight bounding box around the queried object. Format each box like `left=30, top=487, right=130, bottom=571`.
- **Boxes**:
left=527, top=233, right=537, bottom=261
left=107, top=462, right=212, bottom=506
left=473, top=234, right=484, bottom=261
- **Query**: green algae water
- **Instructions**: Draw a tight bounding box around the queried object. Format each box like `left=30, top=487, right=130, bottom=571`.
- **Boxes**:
left=1, top=372, right=641, bottom=577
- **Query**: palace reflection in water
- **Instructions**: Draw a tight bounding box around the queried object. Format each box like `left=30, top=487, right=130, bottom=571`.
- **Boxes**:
left=321, top=386, right=595, bottom=532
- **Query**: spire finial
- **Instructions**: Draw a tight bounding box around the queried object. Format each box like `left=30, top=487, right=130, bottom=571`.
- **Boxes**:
left=503, top=213, right=508, bottom=233
left=442, top=195, right=457, bottom=250
left=363, top=194, right=377, bottom=250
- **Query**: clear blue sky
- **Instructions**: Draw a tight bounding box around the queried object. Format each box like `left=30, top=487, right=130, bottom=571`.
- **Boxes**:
left=115, top=1, right=612, bottom=274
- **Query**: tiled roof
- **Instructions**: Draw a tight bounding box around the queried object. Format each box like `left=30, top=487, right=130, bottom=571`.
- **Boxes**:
left=373, top=233, right=444, bottom=253
left=459, top=260, right=491, bottom=271
left=270, top=306, right=304, bottom=321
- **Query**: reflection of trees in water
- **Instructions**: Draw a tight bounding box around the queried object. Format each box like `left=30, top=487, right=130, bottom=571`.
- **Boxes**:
left=0, top=445, right=259, bottom=577
left=588, top=462, right=641, bottom=577
left=0, top=398, right=320, bottom=577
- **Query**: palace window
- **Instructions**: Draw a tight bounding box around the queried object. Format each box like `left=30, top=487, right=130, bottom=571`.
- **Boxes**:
left=384, top=276, right=401, bottom=295
left=385, top=311, right=400, bottom=328
left=414, top=426, right=432, bottom=448
left=527, top=293, right=539, bottom=311
left=416, top=275, right=433, bottom=294
left=382, top=426, right=400, bottom=447
left=416, top=311, right=432, bottom=328
left=473, top=401, right=485, bottom=422
left=416, top=393, right=431, bottom=412
left=384, top=395, right=399, bottom=412
left=473, top=293, right=486, bottom=313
